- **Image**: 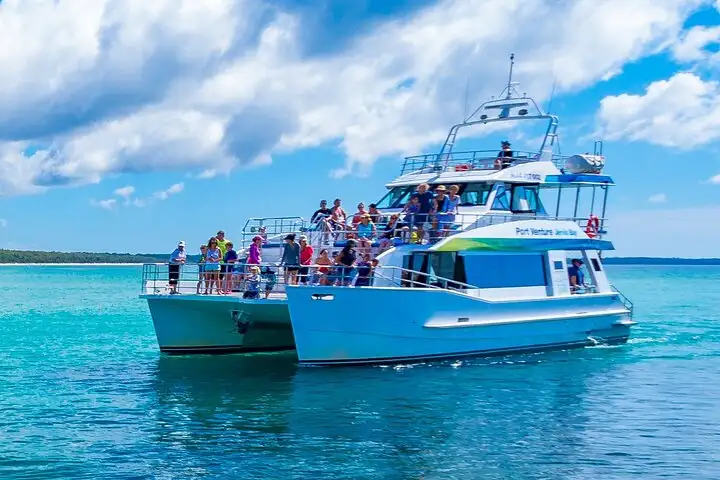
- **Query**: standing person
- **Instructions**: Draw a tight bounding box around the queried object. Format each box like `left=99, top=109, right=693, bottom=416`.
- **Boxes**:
left=204, top=237, right=222, bottom=295
left=215, top=230, right=231, bottom=286
left=223, top=242, right=238, bottom=293
left=168, top=241, right=187, bottom=294
left=495, top=140, right=513, bottom=169
left=413, top=183, right=435, bottom=243
left=196, top=244, right=207, bottom=294
left=432, top=185, right=450, bottom=241
left=335, top=239, right=357, bottom=286
left=444, top=185, right=461, bottom=235
left=280, top=234, right=300, bottom=286
left=568, top=258, right=585, bottom=293
left=313, top=249, right=333, bottom=285
left=261, top=266, right=277, bottom=299
left=298, top=235, right=314, bottom=285
left=248, top=235, right=263, bottom=266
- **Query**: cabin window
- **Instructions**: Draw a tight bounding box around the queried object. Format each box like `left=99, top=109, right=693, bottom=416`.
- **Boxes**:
left=491, top=184, right=512, bottom=210
left=591, top=258, right=602, bottom=272
left=511, top=185, right=544, bottom=214
left=461, top=254, right=548, bottom=288
left=375, top=186, right=414, bottom=209
left=458, top=183, right=493, bottom=206
left=553, top=261, right=564, bottom=270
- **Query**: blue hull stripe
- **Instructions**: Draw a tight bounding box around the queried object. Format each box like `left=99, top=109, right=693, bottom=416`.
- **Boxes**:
left=299, top=336, right=629, bottom=366
left=160, top=345, right=295, bottom=355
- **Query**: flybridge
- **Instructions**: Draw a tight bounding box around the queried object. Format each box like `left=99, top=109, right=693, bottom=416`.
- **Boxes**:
left=399, top=53, right=562, bottom=177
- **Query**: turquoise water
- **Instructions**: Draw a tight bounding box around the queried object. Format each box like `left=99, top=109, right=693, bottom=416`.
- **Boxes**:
left=1, top=265, right=719, bottom=479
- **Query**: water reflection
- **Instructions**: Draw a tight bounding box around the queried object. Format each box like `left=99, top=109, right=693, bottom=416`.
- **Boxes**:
left=147, top=347, right=629, bottom=479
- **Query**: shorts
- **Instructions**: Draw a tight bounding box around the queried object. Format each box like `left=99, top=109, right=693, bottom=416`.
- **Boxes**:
left=220, top=264, right=229, bottom=274
left=286, top=266, right=300, bottom=272
left=205, top=263, right=220, bottom=272
left=168, top=264, right=180, bottom=285
left=198, top=264, right=206, bottom=273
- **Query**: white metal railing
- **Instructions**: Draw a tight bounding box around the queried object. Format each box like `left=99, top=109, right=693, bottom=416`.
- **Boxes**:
left=611, top=284, right=634, bottom=317
left=400, top=149, right=568, bottom=175
left=234, top=212, right=607, bottom=253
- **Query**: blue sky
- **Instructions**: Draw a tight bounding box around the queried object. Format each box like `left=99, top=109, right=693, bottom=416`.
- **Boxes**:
left=1, top=0, right=720, bottom=257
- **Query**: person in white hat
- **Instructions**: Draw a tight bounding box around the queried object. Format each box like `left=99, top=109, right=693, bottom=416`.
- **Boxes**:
left=168, top=241, right=187, bottom=294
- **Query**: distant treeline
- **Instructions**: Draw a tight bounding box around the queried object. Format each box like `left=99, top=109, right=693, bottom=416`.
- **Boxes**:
left=0, top=249, right=719, bottom=265
left=0, top=249, right=168, bottom=264
left=603, top=257, right=720, bottom=265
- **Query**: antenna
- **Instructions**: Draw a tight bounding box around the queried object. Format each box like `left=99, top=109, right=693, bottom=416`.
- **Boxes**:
left=546, top=76, right=557, bottom=114
left=463, top=76, right=470, bottom=121
left=506, top=53, right=515, bottom=99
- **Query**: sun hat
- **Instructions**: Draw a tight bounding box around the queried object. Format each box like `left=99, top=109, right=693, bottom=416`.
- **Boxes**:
left=252, top=235, right=263, bottom=242
left=178, top=241, right=186, bottom=247
left=435, top=185, right=447, bottom=192
left=299, top=235, right=308, bottom=242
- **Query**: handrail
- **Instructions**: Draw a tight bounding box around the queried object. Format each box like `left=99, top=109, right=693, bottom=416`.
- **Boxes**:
left=374, top=265, right=479, bottom=291
left=611, top=284, right=634, bottom=318
left=400, top=149, right=569, bottom=175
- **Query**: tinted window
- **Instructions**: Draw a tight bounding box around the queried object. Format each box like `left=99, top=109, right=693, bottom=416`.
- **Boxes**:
left=511, top=185, right=544, bottom=213
left=459, top=183, right=493, bottom=206
left=491, top=184, right=512, bottom=210
left=462, top=254, right=547, bottom=288
left=591, top=258, right=602, bottom=272
left=375, top=186, right=413, bottom=209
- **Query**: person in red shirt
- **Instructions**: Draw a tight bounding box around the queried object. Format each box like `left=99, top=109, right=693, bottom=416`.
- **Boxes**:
left=352, top=202, right=368, bottom=227
left=298, top=235, right=314, bottom=284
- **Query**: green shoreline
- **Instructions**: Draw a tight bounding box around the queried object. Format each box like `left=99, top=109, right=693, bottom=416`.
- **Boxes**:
left=0, top=249, right=718, bottom=265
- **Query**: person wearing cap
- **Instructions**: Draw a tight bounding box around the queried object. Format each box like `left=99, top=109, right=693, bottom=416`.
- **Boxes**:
left=495, top=140, right=513, bottom=169
left=432, top=185, right=451, bottom=241
left=368, top=203, right=382, bottom=223
left=243, top=265, right=261, bottom=299
left=298, top=235, right=314, bottom=285
left=168, top=241, right=187, bottom=294
left=310, top=200, right=332, bottom=244
left=280, top=233, right=300, bottom=285
left=568, top=258, right=585, bottom=292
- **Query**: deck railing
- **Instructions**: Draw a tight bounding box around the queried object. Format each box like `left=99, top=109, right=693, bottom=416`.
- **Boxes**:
left=400, top=149, right=569, bottom=175
left=236, top=212, right=607, bottom=251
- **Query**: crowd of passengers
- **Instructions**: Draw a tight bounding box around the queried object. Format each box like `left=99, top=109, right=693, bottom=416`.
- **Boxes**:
left=309, top=182, right=462, bottom=248
left=167, top=230, right=381, bottom=297
left=165, top=183, right=462, bottom=297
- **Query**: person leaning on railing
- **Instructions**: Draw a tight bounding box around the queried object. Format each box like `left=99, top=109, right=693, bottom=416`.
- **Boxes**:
left=168, top=241, right=187, bottom=294
left=196, top=244, right=207, bottom=295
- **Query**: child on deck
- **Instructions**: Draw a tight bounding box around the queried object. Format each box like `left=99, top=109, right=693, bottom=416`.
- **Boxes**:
left=261, top=266, right=277, bottom=299
left=243, top=266, right=261, bottom=299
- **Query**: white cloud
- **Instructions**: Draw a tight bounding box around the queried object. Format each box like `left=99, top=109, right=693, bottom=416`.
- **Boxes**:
left=648, top=193, right=667, bottom=203
left=596, top=72, right=720, bottom=148
left=0, top=0, right=704, bottom=194
left=113, top=186, right=135, bottom=199
left=0, top=219, right=7, bottom=228
left=90, top=198, right=117, bottom=210
left=671, top=25, right=720, bottom=62
left=153, top=182, right=184, bottom=200
left=709, top=174, right=720, bottom=184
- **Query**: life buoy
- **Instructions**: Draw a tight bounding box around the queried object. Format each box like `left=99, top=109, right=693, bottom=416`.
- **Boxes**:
left=585, top=215, right=600, bottom=238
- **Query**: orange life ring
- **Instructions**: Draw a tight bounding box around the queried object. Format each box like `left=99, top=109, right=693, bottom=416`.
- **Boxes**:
left=585, top=215, right=600, bottom=238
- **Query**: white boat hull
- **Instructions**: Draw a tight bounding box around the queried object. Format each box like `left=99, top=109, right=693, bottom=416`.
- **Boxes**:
left=142, top=295, right=294, bottom=354
left=285, top=286, right=633, bottom=365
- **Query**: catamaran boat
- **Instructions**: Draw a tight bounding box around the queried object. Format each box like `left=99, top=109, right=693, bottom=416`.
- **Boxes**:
left=140, top=55, right=634, bottom=363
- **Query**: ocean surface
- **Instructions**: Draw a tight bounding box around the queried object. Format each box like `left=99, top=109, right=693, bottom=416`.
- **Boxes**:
left=0, top=265, right=718, bottom=479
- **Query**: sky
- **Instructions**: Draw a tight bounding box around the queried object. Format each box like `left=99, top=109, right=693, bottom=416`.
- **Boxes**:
left=1, top=0, right=720, bottom=257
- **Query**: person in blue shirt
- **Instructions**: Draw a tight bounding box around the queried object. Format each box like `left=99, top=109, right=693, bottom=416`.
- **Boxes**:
left=413, top=183, right=435, bottom=243
left=168, top=241, right=187, bottom=294
left=223, top=242, right=239, bottom=293
left=568, top=258, right=585, bottom=293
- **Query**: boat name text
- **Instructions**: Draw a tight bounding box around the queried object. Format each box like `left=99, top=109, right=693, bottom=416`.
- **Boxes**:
left=515, top=227, right=578, bottom=237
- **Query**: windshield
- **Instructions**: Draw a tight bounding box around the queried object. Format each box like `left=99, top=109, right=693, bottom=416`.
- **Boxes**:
left=375, top=186, right=414, bottom=209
